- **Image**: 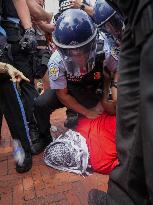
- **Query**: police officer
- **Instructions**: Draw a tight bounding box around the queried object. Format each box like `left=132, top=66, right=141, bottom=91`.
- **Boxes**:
left=93, top=0, right=124, bottom=103
left=0, top=0, right=36, bottom=141
left=0, top=10, right=32, bottom=173
left=34, top=9, right=108, bottom=141
left=1, top=0, right=45, bottom=154
left=88, top=0, right=153, bottom=205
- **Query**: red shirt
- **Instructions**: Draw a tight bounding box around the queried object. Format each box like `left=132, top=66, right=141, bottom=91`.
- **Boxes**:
left=76, top=112, right=119, bottom=174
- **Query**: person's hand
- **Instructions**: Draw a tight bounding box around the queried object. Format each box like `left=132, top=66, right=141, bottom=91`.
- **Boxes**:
left=69, top=0, right=79, bottom=8
left=7, top=64, right=30, bottom=83
left=85, top=109, right=102, bottom=119
left=102, top=99, right=116, bottom=115
left=19, top=28, right=37, bottom=52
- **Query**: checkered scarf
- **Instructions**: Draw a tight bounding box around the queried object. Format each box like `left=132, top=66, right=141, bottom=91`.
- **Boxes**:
left=60, top=0, right=72, bottom=12
left=43, top=129, right=89, bottom=175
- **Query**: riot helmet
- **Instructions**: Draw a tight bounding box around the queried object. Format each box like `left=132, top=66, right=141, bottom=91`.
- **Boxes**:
left=93, top=0, right=124, bottom=41
left=52, top=9, right=98, bottom=75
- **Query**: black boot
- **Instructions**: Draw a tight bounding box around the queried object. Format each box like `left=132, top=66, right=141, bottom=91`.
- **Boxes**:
left=88, top=189, right=107, bottom=205
left=40, top=134, right=53, bottom=148
left=16, top=152, right=32, bottom=173
left=64, top=109, right=79, bottom=129
left=29, top=122, right=44, bottom=155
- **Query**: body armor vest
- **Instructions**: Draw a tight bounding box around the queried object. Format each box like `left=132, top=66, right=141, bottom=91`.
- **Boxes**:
left=66, top=52, right=104, bottom=88
left=66, top=53, right=105, bottom=109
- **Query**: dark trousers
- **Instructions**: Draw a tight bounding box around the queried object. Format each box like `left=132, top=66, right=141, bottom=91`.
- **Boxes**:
left=106, top=16, right=153, bottom=205
left=34, top=89, right=63, bottom=137
left=0, top=76, right=31, bottom=152
left=11, top=44, right=38, bottom=124
left=2, top=24, right=39, bottom=124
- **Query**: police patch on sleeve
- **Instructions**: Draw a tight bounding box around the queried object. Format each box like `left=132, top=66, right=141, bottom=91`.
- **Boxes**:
left=49, top=66, right=59, bottom=81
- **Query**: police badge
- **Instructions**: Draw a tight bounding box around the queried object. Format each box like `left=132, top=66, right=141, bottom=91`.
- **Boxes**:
left=49, top=66, right=59, bottom=81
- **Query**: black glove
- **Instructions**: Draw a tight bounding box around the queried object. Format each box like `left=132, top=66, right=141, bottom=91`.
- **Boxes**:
left=19, top=28, right=37, bottom=53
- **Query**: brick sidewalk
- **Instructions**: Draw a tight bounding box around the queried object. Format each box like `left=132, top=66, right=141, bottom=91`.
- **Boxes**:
left=0, top=108, right=108, bottom=205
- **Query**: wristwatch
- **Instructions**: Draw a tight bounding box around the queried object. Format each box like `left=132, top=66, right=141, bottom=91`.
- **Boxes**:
left=80, top=3, right=85, bottom=10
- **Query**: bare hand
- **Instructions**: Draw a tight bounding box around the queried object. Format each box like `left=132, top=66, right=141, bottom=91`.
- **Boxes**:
left=7, top=64, right=30, bottom=83
left=85, top=109, right=102, bottom=119
left=102, top=99, right=116, bottom=115
left=69, top=0, right=81, bottom=8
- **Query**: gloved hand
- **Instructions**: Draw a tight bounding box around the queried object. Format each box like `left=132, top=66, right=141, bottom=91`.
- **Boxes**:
left=19, top=28, right=37, bottom=52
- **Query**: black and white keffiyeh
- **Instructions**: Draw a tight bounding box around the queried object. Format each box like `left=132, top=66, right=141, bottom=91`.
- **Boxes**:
left=43, top=129, right=89, bottom=175
left=60, top=0, right=72, bottom=12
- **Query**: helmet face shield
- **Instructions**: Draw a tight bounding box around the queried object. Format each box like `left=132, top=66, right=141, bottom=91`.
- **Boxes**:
left=58, top=39, right=97, bottom=75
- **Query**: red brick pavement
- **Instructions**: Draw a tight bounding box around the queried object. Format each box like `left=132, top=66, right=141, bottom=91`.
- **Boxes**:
left=0, top=108, right=108, bottom=205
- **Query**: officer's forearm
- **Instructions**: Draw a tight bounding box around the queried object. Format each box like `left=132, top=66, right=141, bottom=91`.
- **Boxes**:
left=56, top=91, right=88, bottom=116
left=26, top=0, right=53, bottom=22
left=12, top=0, right=32, bottom=29
left=103, top=77, right=110, bottom=99
left=36, top=21, right=54, bottom=33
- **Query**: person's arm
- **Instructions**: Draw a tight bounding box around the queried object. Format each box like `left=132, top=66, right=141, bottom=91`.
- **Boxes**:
left=12, top=0, right=32, bottom=29
left=56, top=88, right=102, bottom=119
left=35, top=21, right=55, bottom=33
left=111, top=71, right=119, bottom=103
left=26, top=0, right=53, bottom=23
left=70, top=0, right=94, bottom=16
left=82, top=4, right=94, bottom=16
left=12, top=0, right=38, bottom=51
left=101, top=77, right=116, bottom=115
left=42, top=72, right=50, bottom=91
